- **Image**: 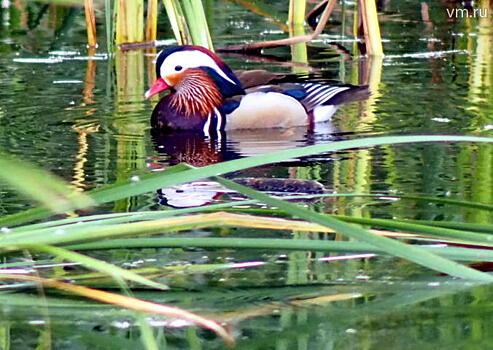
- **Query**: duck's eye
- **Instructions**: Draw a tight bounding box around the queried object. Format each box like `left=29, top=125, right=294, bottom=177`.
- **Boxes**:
left=174, top=65, right=183, bottom=71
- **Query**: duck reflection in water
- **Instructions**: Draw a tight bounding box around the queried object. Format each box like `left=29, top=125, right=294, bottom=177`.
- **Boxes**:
left=150, top=129, right=237, bottom=208
left=150, top=128, right=332, bottom=208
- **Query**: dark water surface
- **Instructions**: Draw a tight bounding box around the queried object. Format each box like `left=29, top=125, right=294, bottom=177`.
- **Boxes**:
left=1, top=1, right=493, bottom=349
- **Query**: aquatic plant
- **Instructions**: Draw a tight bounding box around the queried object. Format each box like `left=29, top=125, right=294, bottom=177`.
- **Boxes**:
left=1, top=135, right=493, bottom=346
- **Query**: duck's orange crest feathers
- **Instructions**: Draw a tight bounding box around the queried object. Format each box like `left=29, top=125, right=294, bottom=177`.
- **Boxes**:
left=170, top=68, right=223, bottom=117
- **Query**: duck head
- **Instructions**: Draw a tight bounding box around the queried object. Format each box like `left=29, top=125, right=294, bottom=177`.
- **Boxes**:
left=145, top=46, right=244, bottom=117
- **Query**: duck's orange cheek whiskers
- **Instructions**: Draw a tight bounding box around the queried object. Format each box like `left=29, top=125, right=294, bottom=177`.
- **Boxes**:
left=145, top=78, right=170, bottom=99
left=164, top=72, right=183, bottom=86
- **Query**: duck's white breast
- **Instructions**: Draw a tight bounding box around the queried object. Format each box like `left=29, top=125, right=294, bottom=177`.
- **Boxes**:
left=225, top=92, right=307, bottom=130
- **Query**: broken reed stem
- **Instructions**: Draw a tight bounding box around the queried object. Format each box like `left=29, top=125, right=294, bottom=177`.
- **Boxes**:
left=219, top=0, right=337, bottom=52
left=84, top=0, right=97, bottom=47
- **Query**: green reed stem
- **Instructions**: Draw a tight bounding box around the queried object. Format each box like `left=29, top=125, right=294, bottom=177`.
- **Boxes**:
left=289, top=0, right=306, bottom=25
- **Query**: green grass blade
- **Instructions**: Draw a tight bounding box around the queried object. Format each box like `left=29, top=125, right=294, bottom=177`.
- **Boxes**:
left=18, top=244, right=168, bottom=290
left=67, top=237, right=493, bottom=262
left=105, top=0, right=113, bottom=52
left=190, top=0, right=213, bottom=49
left=332, top=215, right=493, bottom=244
left=137, top=313, right=160, bottom=350
left=3, top=212, right=327, bottom=248
left=387, top=194, right=493, bottom=211
left=0, top=156, right=95, bottom=214
left=399, top=219, right=493, bottom=233
left=16, top=191, right=493, bottom=234
left=212, top=176, right=493, bottom=282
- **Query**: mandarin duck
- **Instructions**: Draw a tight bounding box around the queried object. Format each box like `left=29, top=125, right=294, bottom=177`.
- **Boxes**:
left=145, top=45, right=368, bottom=135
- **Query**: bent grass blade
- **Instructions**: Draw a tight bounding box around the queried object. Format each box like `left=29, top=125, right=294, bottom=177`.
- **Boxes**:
left=0, top=274, right=234, bottom=346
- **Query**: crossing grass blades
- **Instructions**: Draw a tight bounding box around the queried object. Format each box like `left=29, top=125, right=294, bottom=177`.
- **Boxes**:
left=1, top=135, right=493, bottom=346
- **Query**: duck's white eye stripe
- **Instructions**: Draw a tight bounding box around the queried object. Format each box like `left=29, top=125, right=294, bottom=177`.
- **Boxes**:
left=161, top=50, right=237, bottom=86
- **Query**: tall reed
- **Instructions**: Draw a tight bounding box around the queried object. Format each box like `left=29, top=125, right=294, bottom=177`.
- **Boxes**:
left=115, top=0, right=144, bottom=44
left=145, top=0, right=158, bottom=41
left=83, top=0, right=97, bottom=47
left=162, top=0, right=213, bottom=49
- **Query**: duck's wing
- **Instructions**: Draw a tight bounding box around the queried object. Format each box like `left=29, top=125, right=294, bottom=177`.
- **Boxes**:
left=220, top=82, right=368, bottom=113
left=296, top=83, right=370, bottom=112
left=234, top=70, right=286, bottom=89
left=239, top=82, right=369, bottom=111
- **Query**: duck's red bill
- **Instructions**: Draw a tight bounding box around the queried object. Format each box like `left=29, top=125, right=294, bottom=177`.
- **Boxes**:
left=144, top=78, right=170, bottom=99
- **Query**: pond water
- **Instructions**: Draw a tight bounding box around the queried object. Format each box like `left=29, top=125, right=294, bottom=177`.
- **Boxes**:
left=0, top=0, right=493, bottom=349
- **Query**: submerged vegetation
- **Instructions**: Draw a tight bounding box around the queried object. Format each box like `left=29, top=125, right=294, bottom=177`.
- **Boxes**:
left=1, top=0, right=493, bottom=348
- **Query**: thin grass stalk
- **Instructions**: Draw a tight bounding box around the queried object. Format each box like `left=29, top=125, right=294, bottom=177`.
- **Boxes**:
left=181, top=0, right=213, bottom=48
left=331, top=215, right=493, bottom=244
left=191, top=0, right=213, bottom=49
left=68, top=237, right=493, bottom=262
left=145, top=0, right=158, bottom=41
left=115, top=0, right=126, bottom=43
left=288, top=0, right=308, bottom=73
left=88, top=136, right=493, bottom=206
left=104, top=0, right=112, bottom=51
left=137, top=313, right=160, bottom=350
left=339, top=0, right=346, bottom=81
left=83, top=0, right=97, bottom=47
left=396, top=219, right=493, bottom=234
left=17, top=244, right=168, bottom=290
left=112, top=0, right=118, bottom=46
left=162, top=0, right=190, bottom=45
left=0, top=212, right=342, bottom=248
left=14, top=192, right=493, bottom=233
left=288, top=0, right=306, bottom=25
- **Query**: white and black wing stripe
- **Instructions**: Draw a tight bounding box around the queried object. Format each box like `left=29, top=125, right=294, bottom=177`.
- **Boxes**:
left=300, top=83, right=351, bottom=111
